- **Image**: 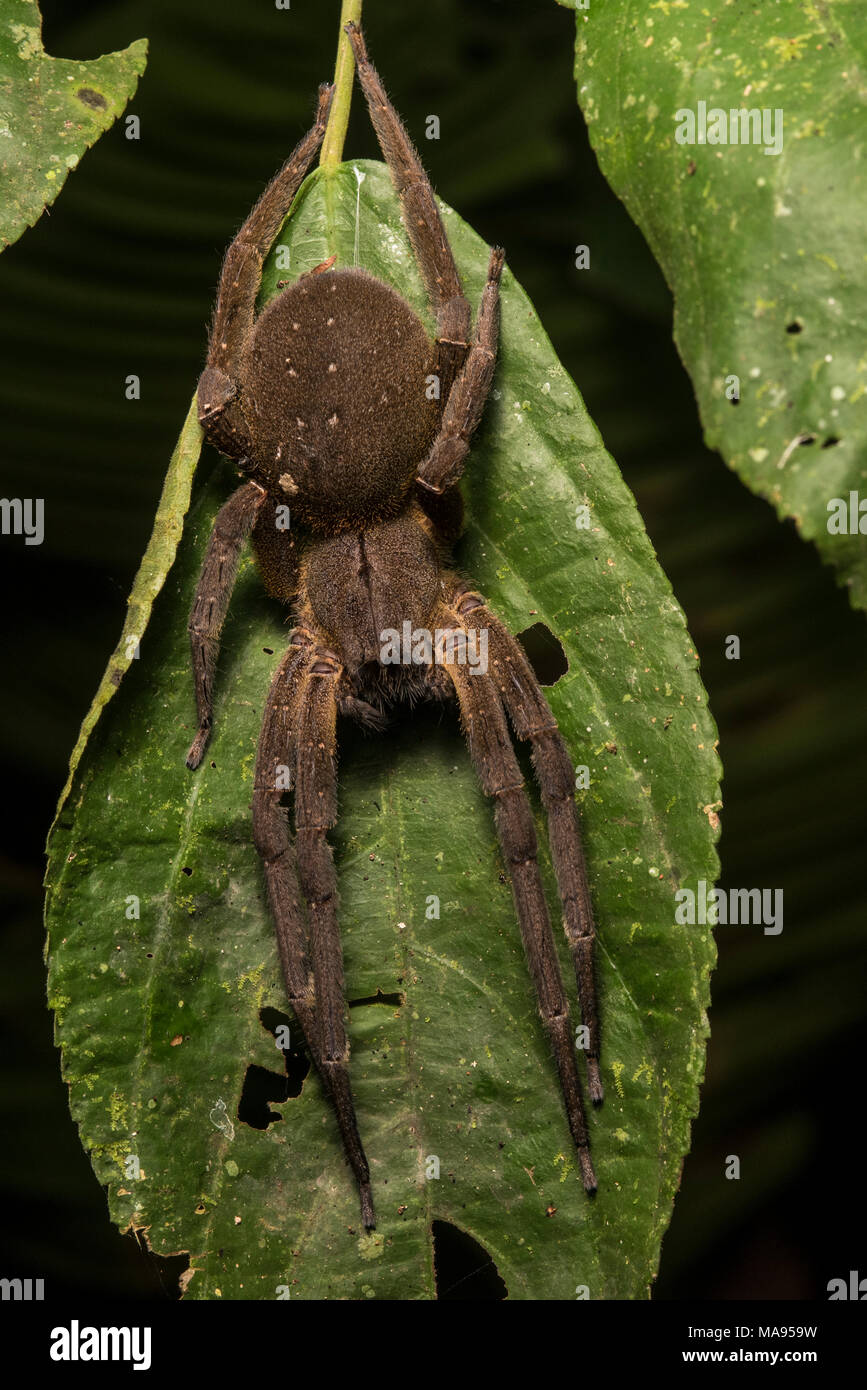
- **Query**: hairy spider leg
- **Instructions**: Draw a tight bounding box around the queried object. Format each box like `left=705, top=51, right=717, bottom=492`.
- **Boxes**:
left=186, top=482, right=267, bottom=769
left=253, top=630, right=375, bottom=1228
left=450, top=586, right=603, bottom=1104
left=197, top=83, right=334, bottom=462
left=432, top=602, right=598, bottom=1191
left=417, top=247, right=504, bottom=495
left=345, top=20, right=471, bottom=401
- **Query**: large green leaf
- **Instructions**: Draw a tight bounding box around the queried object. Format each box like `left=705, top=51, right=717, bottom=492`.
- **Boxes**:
left=0, top=0, right=146, bottom=251
left=44, top=160, right=720, bottom=1300
left=559, top=0, right=867, bottom=611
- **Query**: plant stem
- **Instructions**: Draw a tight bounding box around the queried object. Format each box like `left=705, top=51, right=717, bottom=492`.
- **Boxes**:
left=320, top=0, right=363, bottom=173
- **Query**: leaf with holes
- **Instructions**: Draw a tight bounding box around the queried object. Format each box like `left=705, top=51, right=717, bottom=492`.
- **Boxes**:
left=44, top=159, right=720, bottom=1300
left=559, top=0, right=867, bottom=610
left=0, top=0, right=147, bottom=251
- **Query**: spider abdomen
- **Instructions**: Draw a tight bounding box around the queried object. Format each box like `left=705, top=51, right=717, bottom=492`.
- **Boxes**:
left=303, top=509, right=440, bottom=668
left=243, top=267, right=439, bottom=529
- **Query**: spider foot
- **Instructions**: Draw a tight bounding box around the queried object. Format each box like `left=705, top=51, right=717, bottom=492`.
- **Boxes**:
left=360, top=1183, right=376, bottom=1230
left=314, top=82, right=335, bottom=129
left=186, top=725, right=210, bottom=770
left=578, top=1148, right=598, bottom=1195
left=344, top=19, right=364, bottom=47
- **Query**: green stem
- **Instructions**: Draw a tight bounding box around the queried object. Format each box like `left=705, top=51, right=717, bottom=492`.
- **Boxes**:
left=320, top=0, right=364, bottom=173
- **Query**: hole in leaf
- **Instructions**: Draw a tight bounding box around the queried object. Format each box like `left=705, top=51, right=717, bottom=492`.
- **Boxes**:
left=238, top=1064, right=292, bottom=1128
left=432, top=1220, right=507, bottom=1300
left=822, top=436, right=841, bottom=449
left=785, top=320, right=803, bottom=333
left=516, top=622, right=568, bottom=686
left=260, top=1006, right=289, bottom=1033
left=181, top=866, right=192, bottom=876
left=259, top=1006, right=310, bottom=1098
left=799, top=434, right=816, bottom=446
left=348, top=989, right=405, bottom=1009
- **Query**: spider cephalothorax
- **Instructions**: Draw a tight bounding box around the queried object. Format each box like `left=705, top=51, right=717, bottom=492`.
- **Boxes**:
left=186, top=22, right=602, bottom=1230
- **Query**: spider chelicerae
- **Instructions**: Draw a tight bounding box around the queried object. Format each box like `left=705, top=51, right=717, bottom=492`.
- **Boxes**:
left=186, top=22, right=602, bottom=1229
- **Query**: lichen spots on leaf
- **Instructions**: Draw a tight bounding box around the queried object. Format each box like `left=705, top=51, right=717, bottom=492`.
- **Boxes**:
left=76, top=87, right=108, bottom=110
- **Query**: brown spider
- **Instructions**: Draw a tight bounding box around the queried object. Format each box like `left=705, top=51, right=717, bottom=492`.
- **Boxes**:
left=186, top=22, right=602, bottom=1230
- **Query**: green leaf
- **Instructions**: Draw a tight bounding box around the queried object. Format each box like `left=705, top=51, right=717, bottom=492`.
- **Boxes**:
left=44, top=161, right=720, bottom=1300
left=563, top=0, right=867, bottom=611
left=0, top=0, right=147, bottom=251
left=50, top=396, right=202, bottom=827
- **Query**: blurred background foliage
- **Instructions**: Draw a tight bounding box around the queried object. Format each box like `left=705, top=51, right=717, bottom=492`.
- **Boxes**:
left=1, top=0, right=865, bottom=1298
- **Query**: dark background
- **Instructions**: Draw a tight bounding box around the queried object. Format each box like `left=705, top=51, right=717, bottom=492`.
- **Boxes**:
left=2, top=0, right=865, bottom=1300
